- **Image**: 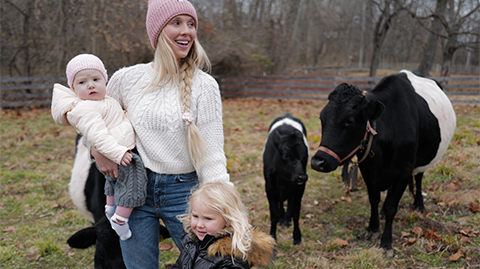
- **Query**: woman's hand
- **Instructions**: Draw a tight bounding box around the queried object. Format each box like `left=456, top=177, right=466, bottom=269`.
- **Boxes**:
left=91, top=147, right=118, bottom=178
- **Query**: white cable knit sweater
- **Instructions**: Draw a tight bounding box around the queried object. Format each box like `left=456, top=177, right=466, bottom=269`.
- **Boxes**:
left=106, top=63, right=229, bottom=184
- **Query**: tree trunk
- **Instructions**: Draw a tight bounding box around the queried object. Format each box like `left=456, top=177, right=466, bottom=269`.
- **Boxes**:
left=369, top=0, right=395, bottom=77
left=417, top=0, right=448, bottom=76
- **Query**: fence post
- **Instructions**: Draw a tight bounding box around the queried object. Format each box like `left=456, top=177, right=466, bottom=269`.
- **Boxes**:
left=287, top=77, right=290, bottom=105
left=242, top=77, right=247, bottom=101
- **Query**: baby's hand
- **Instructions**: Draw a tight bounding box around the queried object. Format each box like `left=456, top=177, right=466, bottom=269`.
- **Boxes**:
left=121, top=151, right=132, bottom=166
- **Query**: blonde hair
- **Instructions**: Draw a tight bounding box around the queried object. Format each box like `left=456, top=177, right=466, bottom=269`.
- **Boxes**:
left=189, top=182, right=252, bottom=260
left=147, top=30, right=211, bottom=169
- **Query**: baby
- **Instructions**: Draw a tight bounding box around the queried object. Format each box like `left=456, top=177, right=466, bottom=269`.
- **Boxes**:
left=51, top=54, right=147, bottom=240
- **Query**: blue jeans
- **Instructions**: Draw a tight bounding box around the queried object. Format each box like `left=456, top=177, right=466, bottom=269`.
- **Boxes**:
left=119, top=170, right=198, bottom=269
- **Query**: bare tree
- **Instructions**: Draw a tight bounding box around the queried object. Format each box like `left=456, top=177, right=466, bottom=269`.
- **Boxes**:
left=439, top=0, right=480, bottom=76
left=417, top=0, right=448, bottom=76
left=368, top=0, right=410, bottom=77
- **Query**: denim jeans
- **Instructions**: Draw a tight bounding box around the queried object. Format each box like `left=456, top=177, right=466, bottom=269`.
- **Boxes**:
left=119, top=169, right=198, bottom=269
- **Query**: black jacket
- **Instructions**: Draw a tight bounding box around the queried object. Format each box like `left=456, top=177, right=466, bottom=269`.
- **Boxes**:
left=172, top=219, right=276, bottom=269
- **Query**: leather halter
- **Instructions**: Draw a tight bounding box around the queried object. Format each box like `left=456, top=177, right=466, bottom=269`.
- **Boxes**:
left=318, top=121, right=377, bottom=165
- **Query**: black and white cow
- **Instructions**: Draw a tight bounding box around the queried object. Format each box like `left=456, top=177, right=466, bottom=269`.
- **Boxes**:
left=67, top=135, right=169, bottom=268
left=263, top=113, right=309, bottom=245
left=310, top=70, right=456, bottom=257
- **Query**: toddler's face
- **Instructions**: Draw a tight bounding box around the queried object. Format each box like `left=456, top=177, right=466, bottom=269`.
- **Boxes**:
left=190, top=197, right=227, bottom=241
left=72, top=69, right=106, bottom=101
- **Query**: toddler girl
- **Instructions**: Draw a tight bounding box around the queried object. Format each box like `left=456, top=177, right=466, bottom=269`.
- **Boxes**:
left=172, top=182, right=276, bottom=268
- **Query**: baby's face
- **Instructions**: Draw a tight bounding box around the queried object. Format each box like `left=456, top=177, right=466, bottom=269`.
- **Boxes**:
left=72, top=69, right=106, bottom=101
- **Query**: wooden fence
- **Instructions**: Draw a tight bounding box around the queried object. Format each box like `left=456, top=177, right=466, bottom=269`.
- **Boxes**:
left=217, top=75, right=480, bottom=104
left=1, top=76, right=66, bottom=109
left=1, top=75, right=479, bottom=109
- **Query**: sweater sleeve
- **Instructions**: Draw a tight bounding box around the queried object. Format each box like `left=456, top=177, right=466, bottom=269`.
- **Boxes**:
left=195, top=74, right=231, bottom=184
left=67, top=102, right=129, bottom=165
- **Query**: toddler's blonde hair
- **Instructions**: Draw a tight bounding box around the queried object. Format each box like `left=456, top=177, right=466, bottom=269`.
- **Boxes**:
left=189, top=182, right=252, bottom=260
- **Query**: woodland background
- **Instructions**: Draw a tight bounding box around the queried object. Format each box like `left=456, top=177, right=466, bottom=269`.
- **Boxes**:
left=1, top=0, right=479, bottom=80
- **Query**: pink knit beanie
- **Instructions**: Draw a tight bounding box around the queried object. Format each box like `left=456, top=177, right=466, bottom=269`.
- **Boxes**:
left=66, top=54, right=108, bottom=88
left=146, top=0, right=198, bottom=49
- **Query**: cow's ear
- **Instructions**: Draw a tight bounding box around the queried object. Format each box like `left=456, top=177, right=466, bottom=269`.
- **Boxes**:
left=364, top=100, right=385, bottom=121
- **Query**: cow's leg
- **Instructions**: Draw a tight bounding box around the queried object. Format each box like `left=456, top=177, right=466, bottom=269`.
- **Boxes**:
left=290, top=187, right=305, bottom=245
left=281, top=192, right=292, bottom=228
left=413, top=173, right=425, bottom=212
left=381, top=178, right=409, bottom=258
left=266, top=188, right=280, bottom=241
left=365, top=184, right=381, bottom=241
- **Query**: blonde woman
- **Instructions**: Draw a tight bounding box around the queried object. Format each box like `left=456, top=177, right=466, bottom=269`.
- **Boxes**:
left=90, top=0, right=230, bottom=267
left=172, top=182, right=276, bottom=269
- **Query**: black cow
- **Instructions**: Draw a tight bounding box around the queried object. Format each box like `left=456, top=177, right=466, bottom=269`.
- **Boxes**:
left=67, top=135, right=169, bottom=268
left=311, top=70, right=456, bottom=257
left=263, top=113, right=309, bottom=245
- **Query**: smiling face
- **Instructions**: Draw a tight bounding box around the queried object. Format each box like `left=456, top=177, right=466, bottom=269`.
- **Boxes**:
left=190, top=196, right=227, bottom=241
left=72, top=69, right=106, bottom=101
left=163, top=15, right=197, bottom=61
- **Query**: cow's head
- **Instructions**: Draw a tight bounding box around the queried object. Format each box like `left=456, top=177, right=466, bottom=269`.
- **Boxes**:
left=311, top=83, right=384, bottom=172
left=272, top=126, right=309, bottom=185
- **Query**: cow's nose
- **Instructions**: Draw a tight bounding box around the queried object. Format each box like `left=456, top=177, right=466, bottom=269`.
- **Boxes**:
left=296, top=174, right=308, bottom=185
left=311, top=156, right=326, bottom=171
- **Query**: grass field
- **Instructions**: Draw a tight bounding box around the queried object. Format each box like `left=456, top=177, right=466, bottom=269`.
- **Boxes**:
left=1, top=98, right=479, bottom=268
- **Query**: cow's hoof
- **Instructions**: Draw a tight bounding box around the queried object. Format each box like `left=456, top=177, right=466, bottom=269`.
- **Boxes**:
left=293, top=239, right=302, bottom=245
left=385, top=249, right=394, bottom=258
left=413, top=205, right=426, bottom=213
left=367, top=231, right=381, bottom=241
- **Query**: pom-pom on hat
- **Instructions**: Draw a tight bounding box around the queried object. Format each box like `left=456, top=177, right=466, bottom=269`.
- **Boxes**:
left=146, top=0, right=198, bottom=49
left=66, top=54, right=108, bottom=88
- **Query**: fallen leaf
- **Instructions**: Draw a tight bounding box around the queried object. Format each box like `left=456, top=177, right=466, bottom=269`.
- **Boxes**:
left=249, top=205, right=258, bottom=211
left=401, top=232, right=411, bottom=238
left=448, top=199, right=459, bottom=207
left=340, top=196, right=352, bottom=202
left=305, top=213, right=314, bottom=219
left=412, top=227, right=422, bottom=236
left=467, top=200, right=480, bottom=213
left=170, top=246, right=180, bottom=253
left=3, top=226, right=16, bottom=232
left=459, top=235, right=470, bottom=243
left=424, top=229, right=441, bottom=241
left=403, top=237, right=418, bottom=246
left=437, top=201, right=446, bottom=206
left=446, top=181, right=460, bottom=191
left=332, top=238, right=349, bottom=247
left=449, top=250, right=463, bottom=261
left=159, top=243, right=173, bottom=251
left=427, top=184, right=439, bottom=191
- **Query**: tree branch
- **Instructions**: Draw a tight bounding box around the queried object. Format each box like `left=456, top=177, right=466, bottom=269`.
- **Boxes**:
left=2, top=0, right=26, bottom=17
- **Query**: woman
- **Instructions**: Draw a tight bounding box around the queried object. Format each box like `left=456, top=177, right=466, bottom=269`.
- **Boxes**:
left=91, top=0, right=230, bottom=267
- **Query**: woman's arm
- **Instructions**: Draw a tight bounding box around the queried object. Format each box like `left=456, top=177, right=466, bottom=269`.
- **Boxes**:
left=91, top=147, right=119, bottom=178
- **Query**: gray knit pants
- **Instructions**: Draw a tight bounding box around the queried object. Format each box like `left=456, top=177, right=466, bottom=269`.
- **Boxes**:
left=104, top=151, right=147, bottom=208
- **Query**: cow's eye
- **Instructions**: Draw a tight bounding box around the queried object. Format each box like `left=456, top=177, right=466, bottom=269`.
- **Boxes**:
left=345, top=117, right=355, bottom=127
left=282, top=153, right=290, bottom=161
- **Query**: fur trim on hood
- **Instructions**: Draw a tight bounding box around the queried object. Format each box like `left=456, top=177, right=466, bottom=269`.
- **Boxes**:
left=183, top=217, right=276, bottom=268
